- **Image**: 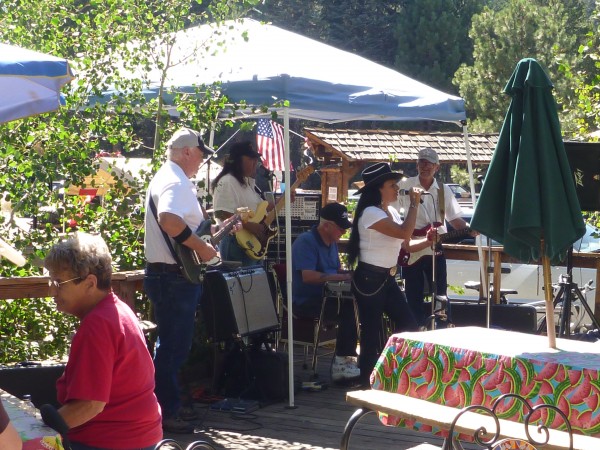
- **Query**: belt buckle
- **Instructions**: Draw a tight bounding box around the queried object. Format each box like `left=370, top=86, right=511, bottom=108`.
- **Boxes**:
left=389, top=266, right=397, bottom=277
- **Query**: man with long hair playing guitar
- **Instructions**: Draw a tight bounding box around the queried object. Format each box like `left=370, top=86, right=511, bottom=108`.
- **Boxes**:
left=213, top=141, right=274, bottom=267
left=396, top=147, right=475, bottom=327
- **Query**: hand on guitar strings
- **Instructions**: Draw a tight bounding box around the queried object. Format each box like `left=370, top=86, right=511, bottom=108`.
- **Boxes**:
left=425, top=226, right=439, bottom=244
left=223, top=214, right=243, bottom=234
left=196, top=239, right=218, bottom=263
left=243, top=221, right=269, bottom=245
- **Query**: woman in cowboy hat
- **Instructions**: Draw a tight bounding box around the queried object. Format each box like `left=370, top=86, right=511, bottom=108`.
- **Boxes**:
left=347, top=162, right=423, bottom=387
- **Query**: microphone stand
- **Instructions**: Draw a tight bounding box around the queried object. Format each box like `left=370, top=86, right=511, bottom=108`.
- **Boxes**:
left=421, top=196, right=439, bottom=330
left=263, top=169, right=281, bottom=264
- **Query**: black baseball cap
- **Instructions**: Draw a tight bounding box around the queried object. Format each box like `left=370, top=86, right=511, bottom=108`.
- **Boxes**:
left=321, top=203, right=352, bottom=229
left=229, top=141, right=261, bottom=159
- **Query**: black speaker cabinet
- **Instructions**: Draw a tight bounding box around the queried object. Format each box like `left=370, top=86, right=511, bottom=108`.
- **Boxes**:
left=449, top=303, right=538, bottom=334
left=201, top=267, right=279, bottom=342
left=0, top=363, right=65, bottom=408
left=564, top=141, right=600, bottom=211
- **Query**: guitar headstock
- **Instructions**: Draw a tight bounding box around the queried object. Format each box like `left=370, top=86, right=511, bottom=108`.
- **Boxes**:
left=295, top=165, right=315, bottom=184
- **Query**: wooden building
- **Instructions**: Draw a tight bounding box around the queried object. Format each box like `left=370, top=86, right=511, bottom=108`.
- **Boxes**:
left=304, top=128, right=498, bottom=204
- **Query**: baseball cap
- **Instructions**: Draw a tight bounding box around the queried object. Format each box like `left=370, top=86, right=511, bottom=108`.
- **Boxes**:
left=320, top=203, right=352, bottom=229
left=229, top=141, right=261, bottom=159
left=167, top=128, right=214, bottom=155
left=418, top=147, right=439, bottom=164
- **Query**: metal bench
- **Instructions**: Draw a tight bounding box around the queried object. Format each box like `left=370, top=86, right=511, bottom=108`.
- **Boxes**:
left=342, top=390, right=599, bottom=450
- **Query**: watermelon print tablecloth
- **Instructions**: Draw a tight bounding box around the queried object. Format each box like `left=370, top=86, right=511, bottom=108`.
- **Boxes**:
left=1, top=391, right=64, bottom=449
left=371, top=327, right=600, bottom=437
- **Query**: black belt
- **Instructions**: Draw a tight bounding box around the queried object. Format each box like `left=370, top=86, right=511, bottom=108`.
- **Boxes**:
left=146, top=262, right=181, bottom=273
left=357, top=262, right=397, bottom=276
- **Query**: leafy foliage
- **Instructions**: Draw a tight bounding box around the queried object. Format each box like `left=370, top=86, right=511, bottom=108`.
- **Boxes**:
left=394, top=0, right=489, bottom=95
left=0, top=0, right=259, bottom=363
left=453, top=0, right=593, bottom=134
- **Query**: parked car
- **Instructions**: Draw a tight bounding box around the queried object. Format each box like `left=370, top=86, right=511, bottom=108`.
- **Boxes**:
left=447, top=183, right=471, bottom=200
left=445, top=208, right=599, bottom=331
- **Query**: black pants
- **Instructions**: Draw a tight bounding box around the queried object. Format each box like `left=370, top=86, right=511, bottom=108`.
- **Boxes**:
left=351, top=264, right=417, bottom=385
left=293, top=296, right=358, bottom=357
left=402, top=253, right=448, bottom=327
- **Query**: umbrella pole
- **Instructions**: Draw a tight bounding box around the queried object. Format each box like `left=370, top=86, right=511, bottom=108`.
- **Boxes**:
left=541, top=238, right=557, bottom=348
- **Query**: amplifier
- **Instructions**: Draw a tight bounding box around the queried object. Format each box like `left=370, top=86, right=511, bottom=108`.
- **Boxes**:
left=274, top=192, right=321, bottom=224
left=564, top=141, right=600, bottom=211
left=449, top=303, right=538, bottom=334
left=265, top=224, right=314, bottom=265
left=201, top=267, right=279, bottom=342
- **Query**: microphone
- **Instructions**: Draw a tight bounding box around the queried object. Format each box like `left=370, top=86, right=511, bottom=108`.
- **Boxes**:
left=399, top=189, right=432, bottom=196
left=40, top=404, right=71, bottom=449
left=399, top=189, right=431, bottom=203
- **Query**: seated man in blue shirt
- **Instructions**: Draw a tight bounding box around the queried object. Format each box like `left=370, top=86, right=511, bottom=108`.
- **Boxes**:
left=291, top=203, right=359, bottom=383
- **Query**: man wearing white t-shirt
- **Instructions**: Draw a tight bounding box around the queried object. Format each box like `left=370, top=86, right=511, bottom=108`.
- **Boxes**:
left=144, top=127, right=218, bottom=434
left=395, top=147, right=471, bottom=326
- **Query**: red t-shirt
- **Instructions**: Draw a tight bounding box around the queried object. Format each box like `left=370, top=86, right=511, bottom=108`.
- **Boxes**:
left=56, top=292, right=162, bottom=448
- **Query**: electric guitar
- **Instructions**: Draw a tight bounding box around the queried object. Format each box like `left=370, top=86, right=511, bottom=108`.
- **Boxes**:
left=174, top=214, right=240, bottom=283
left=398, top=222, right=472, bottom=267
left=236, top=165, right=315, bottom=260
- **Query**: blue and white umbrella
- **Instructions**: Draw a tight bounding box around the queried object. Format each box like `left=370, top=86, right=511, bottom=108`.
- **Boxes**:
left=0, top=43, right=74, bottom=123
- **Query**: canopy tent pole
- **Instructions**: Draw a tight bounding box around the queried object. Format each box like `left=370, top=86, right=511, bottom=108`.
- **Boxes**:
left=461, top=122, right=489, bottom=325
left=282, top=108, right=296, bottom=408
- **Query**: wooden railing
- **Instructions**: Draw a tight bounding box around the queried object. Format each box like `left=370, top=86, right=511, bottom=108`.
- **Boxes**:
left=2, top=244, right=600, bottom=323
left=444, top=244, right=600, bottom=316
left=0, top=270, right=145, bottom=310
left=338, top=240, right=600, bottom=322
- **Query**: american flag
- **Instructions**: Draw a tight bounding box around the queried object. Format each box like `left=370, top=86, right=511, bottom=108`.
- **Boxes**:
left=256, top=119, right=285, bottom=172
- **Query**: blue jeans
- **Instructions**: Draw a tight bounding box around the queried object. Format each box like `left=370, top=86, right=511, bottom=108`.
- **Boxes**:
left=351, top=264, right=417, bottom=385
left=219, top=234, right=258, bottom=267
left=144, top=270, right=202, bottom=419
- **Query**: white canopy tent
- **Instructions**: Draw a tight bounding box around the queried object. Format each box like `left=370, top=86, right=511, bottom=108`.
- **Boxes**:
left=102, top=18, right=482, bottom=406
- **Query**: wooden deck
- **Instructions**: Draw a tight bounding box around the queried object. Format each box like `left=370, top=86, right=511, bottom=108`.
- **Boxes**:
left=165, top=346, right=445, bottom=450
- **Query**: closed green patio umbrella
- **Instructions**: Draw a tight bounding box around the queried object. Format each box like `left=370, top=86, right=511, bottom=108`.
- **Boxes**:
left=470, top=58, right=585, bottom=347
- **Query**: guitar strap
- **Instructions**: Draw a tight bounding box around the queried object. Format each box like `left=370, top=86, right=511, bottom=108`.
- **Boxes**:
left=254, top=184, right=266, bottom=201
left=148, top=195, right=183, bottom=267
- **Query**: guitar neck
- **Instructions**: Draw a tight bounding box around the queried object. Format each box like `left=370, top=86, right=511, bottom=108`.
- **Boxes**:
left=439, top=227, right=471, bottom=244
left=211, top=216, right=238, bottom=246
left=264, top=179, right=303, bottom=226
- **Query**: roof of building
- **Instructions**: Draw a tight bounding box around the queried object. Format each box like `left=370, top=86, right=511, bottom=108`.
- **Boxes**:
left=304, top=128, right=498, bottom=164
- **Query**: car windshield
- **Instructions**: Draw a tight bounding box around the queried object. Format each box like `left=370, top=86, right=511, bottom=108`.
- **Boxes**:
left=449, top=184, right=468, bottom=195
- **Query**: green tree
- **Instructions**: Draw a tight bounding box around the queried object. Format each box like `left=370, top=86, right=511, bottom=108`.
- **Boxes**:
left=249, top=0, right=325, bottom=39
left=560, top=4, right=600, bottom=138
left=0, top=0, right=259, bottom=363
left=394, top=0, right=488, bottom=94
left=320, top=0, right=400, bottom=66
left=453, top=0, right=591, bottom=133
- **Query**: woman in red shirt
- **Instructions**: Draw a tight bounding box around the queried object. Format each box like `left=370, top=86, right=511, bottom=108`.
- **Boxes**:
left=44, top=232, right=162, bottom=450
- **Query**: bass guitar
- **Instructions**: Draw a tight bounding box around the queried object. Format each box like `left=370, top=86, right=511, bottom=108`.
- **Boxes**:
left=398, top=222, right=472, bottom=267
left=174, top=214, right=240, bottom=284
left=236, top=165, right=314, bottom=260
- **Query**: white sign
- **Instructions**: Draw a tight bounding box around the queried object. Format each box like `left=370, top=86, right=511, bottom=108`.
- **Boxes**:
left=328, top=186, right=338, bottom=201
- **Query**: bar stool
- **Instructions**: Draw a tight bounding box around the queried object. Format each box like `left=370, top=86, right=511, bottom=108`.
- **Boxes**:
left=310, top=281, right=360, bottom=377
left=270, top=263, right=337, bottom=368
left=464, top=280, right=518, bottom=304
